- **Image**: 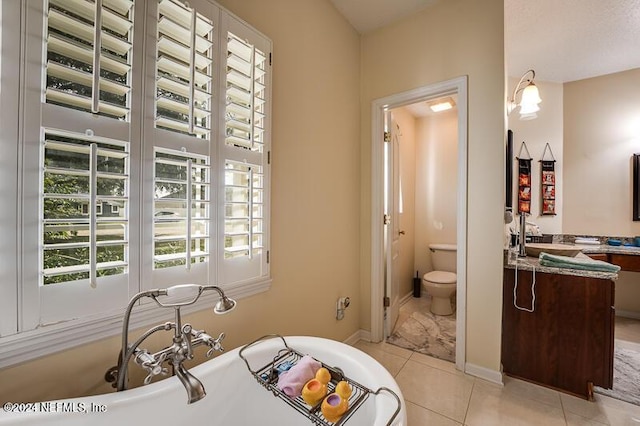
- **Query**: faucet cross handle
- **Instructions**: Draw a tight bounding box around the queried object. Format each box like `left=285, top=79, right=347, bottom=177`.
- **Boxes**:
left=206, top=332, right=226, bottom=358
left=137, top=351, right=169, bottom=385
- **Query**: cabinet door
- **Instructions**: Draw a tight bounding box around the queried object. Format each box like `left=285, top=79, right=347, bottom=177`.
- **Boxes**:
left=502, top=269, right=614, bottom=397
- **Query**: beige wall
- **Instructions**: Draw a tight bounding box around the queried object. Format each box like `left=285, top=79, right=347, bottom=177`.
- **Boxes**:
left=508, top=79, right=564, bottom=234
left=563, top=68, right=640, bottom=236
left=359, top=0, right=505, bottom=372
left=393, top=108, right=418, bottom=297
left=0, top=0, right=362, bottom=403
left=415, top=109, right=459, bottom=276
left=563, top=68, right=640, bottom=315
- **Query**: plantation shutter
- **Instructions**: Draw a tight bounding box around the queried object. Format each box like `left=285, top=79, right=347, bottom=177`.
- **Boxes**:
left=155, top=0, right=215, bottom=139
left=152, top=149, right=211, bottom=287
left=42, top=130, right=129, bottom=285
left=39, top=129, right=131, bottom=323
left=219, top=16, right=271, bottom=285
left=22, top=0, right=141, bottom=326
left=144, top=0, right=218, bottom=289
left=45, top=0, right=134, bottom=119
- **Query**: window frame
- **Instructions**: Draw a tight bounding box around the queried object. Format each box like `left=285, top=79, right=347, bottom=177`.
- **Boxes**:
left=0, top=0, right=272, bottom=369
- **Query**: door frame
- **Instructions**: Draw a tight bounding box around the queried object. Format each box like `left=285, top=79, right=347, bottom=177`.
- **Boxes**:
left=370, top=76, right=468, bottom=372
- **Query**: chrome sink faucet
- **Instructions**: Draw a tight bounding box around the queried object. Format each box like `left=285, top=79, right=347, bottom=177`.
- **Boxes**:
left=105, top=284, right=236, bottom=404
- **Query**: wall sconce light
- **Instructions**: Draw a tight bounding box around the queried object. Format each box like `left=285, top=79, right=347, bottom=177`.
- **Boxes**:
left=508, top=69, right=542, bottom=120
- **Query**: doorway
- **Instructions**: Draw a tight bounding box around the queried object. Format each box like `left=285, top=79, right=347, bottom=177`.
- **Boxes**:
left=370, top=77, right=468, bottom=372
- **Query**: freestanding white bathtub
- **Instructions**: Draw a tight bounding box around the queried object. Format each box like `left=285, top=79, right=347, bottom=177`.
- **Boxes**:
left=0, top=336, right=406, bottom=425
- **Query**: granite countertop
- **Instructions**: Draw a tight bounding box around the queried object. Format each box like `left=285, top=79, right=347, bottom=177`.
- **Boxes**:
left=573, top=244, right=640, bottom=256
left=504, top=250, right=619, bottom=280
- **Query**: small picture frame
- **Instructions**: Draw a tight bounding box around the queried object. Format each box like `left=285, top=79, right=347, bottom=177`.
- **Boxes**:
left=540, top=158, right=556, bottom=215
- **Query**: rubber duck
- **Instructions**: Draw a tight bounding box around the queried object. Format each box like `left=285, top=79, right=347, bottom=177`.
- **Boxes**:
left=321, top=393, right=349, bottom=423
left=301, top=378, right=327, bottom=406
left=335, top=380, right=351, bottom=399
left=315, top=367, right=331, bottom=384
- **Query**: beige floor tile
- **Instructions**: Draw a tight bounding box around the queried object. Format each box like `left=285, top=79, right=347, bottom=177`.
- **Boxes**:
left=405, top=400, right=462, bottom=425
left=501, top=376, right=562, bottom=409
left=395, top=360, right=474, bottom=423
left=352, top=341, right=408, bottom=376
left=565, top=411, right=609, bottom=426
left=465, top=380, right=566, bottom=426
left=560, top=392, right=640, bottom=426
left=370, top=342, right=413, bottom=359
left=409, top=351, right=459, bottom=375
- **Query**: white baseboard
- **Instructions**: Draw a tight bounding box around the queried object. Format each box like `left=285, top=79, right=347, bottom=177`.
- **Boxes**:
left=399, top=291, right=414, bottom=306
left=465, top=362, right=504, bottom=385
left=343, top=329, right=371, bottom=345
left=616, top=310, right=640, bottom=320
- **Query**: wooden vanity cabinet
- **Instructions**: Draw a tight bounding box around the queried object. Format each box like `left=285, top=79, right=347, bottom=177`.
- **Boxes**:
left=586, top=252, right=640, bottom=272
left=502, top=268, right=614, bottom=399
left=608, top=254, right=640, bottom=272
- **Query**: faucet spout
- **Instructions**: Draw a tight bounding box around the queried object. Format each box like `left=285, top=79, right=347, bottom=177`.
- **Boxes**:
left=174, top=363, right=206, bottom=404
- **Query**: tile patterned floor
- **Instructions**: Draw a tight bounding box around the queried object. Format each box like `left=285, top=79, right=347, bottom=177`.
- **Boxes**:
left=353, top=339, right=640, bottom=425
left=354, top=295, right=640, bottom=425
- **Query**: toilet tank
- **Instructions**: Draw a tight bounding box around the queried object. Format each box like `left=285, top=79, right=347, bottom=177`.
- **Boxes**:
left=429, top=243, right=457, bottom=272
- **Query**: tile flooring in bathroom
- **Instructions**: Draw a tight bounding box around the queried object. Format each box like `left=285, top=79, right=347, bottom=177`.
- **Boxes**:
left=353, top=295, right=640, bottom=425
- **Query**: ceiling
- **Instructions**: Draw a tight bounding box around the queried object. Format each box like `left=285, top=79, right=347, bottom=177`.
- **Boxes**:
left=331, top=0, right=640, bottom=83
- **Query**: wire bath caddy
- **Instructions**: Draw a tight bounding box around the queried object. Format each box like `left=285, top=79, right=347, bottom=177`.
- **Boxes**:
left=239, top=335, right=401, bottom=426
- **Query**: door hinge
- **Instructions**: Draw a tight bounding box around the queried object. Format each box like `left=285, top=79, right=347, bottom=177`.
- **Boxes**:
left=383, top=214, right=391, bottom=225
left=384, top=131, right=391, bottom=142
left=266, top=250, right=270, bottom=263
left=383, top=297, right=390, bottom=307
left=268, top=150, right=271, bottom=165
left=269, top=52, right=272, bottom=66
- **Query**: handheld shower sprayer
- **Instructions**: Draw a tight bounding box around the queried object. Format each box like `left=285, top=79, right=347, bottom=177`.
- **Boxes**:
left=109, top=284, right=237, bottom=404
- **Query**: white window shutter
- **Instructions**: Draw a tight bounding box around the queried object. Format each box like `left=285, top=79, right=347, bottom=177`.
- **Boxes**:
left=155, top=0, right=214, bottom=138
left=39, top=129, right=131, bottom=323
left=219, top=16, right=271, bottom=285
left=153, top=149, right=210, bottom=282
left=46, top=0, right=134, bottom=119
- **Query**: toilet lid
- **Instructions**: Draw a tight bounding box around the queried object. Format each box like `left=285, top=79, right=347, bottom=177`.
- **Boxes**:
left=423, top=271, right=456, bottom=284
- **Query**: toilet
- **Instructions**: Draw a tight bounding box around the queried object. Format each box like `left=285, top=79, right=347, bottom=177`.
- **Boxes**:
left=422, top=243, right=457, bottom=315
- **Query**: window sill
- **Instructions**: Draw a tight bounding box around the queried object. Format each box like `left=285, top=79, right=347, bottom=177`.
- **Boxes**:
left=0, top=279, right=271, bottom=369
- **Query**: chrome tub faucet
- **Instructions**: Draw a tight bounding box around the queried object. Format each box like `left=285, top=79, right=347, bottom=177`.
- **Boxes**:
left=105, top=284, right=236, bottom=404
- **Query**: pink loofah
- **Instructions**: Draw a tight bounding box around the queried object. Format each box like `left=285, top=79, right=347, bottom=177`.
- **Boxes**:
left=277, top=355, right=321, bottom=397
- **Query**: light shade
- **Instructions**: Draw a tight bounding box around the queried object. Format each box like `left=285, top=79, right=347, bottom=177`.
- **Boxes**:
left=508, top=69, right=542, bottom=120
left=518, top=83, right=541, bottom=115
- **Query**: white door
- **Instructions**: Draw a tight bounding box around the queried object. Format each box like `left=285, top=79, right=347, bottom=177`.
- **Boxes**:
left=384, top=113, right=401, bottom=338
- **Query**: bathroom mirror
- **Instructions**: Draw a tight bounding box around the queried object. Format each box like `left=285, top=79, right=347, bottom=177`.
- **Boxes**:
left=506, top=1, right=640, bottom=236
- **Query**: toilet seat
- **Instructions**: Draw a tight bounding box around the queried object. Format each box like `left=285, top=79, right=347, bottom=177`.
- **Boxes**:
left=423, top=271, right=456, bottom=284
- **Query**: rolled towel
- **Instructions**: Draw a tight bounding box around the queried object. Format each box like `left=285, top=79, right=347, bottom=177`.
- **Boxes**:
left=277, top=355, right=321, bottom=397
